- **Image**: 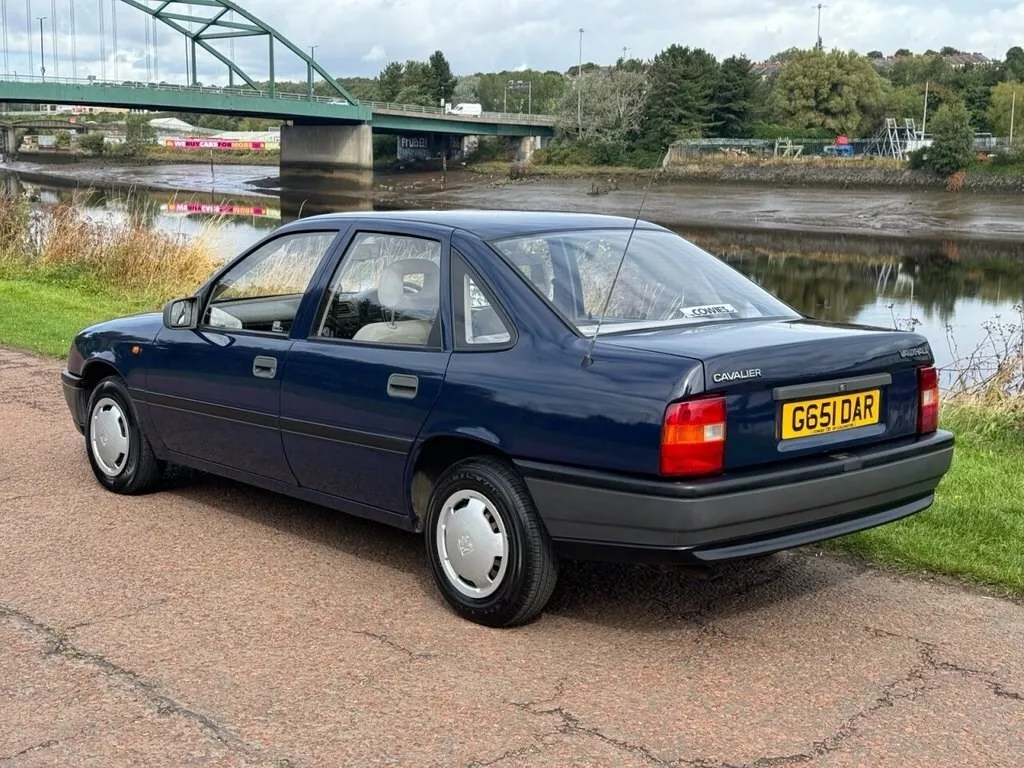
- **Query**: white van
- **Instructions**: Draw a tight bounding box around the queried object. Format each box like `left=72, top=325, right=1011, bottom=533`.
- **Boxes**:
left=445, top=102, right=483, bottom=116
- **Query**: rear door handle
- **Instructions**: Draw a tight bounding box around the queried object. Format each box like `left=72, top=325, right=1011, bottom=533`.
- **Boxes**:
left=253, top=355, right=278, bottom=379
left=387, top=373, right=418, bottom=399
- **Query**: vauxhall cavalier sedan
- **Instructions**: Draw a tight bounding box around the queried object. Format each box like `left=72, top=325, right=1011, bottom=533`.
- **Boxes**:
left=61, top=211, right=955, bottom=627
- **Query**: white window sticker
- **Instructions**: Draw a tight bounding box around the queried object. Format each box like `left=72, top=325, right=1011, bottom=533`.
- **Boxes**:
left=679, top=303, right=737, bottom=319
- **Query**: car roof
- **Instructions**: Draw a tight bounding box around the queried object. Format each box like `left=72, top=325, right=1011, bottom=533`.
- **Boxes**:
left=291, top=209, right=670, bottom=240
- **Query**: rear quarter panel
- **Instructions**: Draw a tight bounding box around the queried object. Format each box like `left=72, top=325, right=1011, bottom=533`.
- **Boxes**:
left=420, top=230, right=703, bottom=476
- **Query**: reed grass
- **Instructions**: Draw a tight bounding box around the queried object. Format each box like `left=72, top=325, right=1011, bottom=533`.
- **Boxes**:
left=0, top=191, right=219, bottom=303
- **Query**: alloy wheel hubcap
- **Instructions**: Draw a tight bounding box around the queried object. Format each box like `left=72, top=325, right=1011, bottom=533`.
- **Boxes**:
left=436, top=489, right=509, bottom=599
left=90, top=397, right=130, bottom=477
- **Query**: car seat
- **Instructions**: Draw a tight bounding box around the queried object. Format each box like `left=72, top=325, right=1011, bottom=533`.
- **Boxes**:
left=352, top=258, right=439, bottom=346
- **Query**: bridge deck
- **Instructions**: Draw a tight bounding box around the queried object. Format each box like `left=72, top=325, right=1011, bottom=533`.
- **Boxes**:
left=0, top=77, right=556, bottom=137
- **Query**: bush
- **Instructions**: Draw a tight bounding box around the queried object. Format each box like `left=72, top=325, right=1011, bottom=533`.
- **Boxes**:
left=78, top=133, right=106, bottom=156
left=54, top=130, right=71, bottom=149
left=927, top=102, right=975, bottom=177
left=466, top=136, right=507, bottom=163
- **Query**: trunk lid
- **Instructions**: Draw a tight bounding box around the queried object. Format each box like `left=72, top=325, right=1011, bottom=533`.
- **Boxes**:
left=599, top=318, right=934, bottom=472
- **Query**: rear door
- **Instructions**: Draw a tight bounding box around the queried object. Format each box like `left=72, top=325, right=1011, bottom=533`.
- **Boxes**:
left=279, top=223, right=453, bottom=515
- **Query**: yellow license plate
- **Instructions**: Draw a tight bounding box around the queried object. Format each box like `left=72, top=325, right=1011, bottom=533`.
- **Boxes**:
left=780, top=389, right=881, bottom=440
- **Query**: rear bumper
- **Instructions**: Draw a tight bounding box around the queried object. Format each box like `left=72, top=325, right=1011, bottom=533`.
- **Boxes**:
left=61, top=369, right=87, bottom=435
left=517, top=430, right=955, bottom=564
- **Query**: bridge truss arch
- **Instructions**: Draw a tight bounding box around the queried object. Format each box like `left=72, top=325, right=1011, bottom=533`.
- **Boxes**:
left=119, top=0, right=355, bottom=103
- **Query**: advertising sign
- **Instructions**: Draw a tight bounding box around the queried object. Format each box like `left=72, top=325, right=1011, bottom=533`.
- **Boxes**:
left=164, top=138, right=275, bottom=151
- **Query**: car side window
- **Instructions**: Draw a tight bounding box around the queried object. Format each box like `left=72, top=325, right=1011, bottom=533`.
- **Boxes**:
left=315, top=232, right=442, bottom=348
left=453, top=254, right=512, bottom=349
left=203, top=231, right=337, bottom=334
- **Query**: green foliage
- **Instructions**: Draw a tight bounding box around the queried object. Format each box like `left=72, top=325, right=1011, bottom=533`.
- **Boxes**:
left=428, top=50, right=456, bottom=105
left=710, top=56, right=762, bottom=138
left=53, top=130, right=71, bottom=149
left=78, top=133, right=105, bottom=155
left=987, top=81, right=1021, bottom=137
left=473, top=70, right=566, bottom=114
left=751, top=122, right=835, bottom=139
left=1004, top=46, right=1024, bottom=82
left=124, top=114, right=157, bottom=155
left=377, top=62, right=405, bottom=102
left=466, top=137, right=508, bottom=163
left=768, top=49, right=887, bottom=135
left=639, top=45, right=720, bottom=148
left=531, top=139, right=661, bottom=168
left=926, top=101, right=975, bottom=176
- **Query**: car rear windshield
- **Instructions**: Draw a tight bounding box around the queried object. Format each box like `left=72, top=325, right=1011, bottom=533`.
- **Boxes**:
left=490, top=228, right=800, bottom=336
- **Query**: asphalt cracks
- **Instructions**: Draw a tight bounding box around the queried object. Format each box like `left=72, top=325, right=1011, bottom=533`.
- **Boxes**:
left=1, top=347, right=1022, bottom=767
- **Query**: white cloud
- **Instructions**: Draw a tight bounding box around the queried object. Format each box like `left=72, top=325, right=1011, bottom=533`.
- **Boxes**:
left=1, top=0, right=1022, bottom=85
left=362, top=44, right=387, bottom=62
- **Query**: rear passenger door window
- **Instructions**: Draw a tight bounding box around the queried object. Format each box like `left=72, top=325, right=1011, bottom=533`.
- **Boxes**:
left=314, top=232, right=442, bottom=348
left=452, top=252, right=514, bottom=349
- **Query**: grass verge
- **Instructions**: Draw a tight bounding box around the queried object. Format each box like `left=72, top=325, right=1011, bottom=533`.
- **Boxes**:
left=0, top=190, right=217, bottom=356
left=0, top=278, right=156, bottom=357
left=831, top=401, right=1024, bottom=596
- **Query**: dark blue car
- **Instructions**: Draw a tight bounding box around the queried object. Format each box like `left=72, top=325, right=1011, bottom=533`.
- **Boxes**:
left=61, top=211, right=955, bottom=626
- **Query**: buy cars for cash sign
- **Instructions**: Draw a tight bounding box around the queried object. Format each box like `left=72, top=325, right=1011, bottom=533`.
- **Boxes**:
left=164, top=138, right=273, bottom=150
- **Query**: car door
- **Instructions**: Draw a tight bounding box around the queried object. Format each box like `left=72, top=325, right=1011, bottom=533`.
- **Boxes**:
left=279, top=224, right=453, bottom=514
left=145, top=227, right=344, bottom=483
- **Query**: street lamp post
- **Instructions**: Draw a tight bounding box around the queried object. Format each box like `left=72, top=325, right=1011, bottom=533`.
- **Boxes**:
left=506, top=79, right=532, bottom=115
left=577, top=27, right=584, bottom=136
left=36, top=15, right=46, bottom=80
left=308, top=45, right=318, bottom=100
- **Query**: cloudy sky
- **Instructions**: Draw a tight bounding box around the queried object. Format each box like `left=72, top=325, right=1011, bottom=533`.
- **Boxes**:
left=0, top=0, right=1022, bottom=85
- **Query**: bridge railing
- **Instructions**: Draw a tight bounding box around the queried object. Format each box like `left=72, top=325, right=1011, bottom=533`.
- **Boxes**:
left=0, top=73, right=556, bottom=125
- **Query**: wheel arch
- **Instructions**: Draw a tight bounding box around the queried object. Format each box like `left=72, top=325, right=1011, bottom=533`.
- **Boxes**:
left=81, top=359, right=123, bottom=394
left=407, top=431, right=511, bottom=532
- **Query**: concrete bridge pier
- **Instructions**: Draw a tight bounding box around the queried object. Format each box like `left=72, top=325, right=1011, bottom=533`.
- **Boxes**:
left=280, top=122, right=373, bottom=184
left=510, top=135, right=546, bottom=163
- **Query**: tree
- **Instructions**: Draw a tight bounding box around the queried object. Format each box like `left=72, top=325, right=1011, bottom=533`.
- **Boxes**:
left=927, top=101, right=975, bottom=175
left=894, top=48, right=913, bottom=57
left=452, top=75, right=481, bottom=104
left=79, top=133, right=105, bottom=155
left=767, top=49, right=887, bottom=135
left=124, top=114, right=156, bottom=154
left=377, top=62, right=405, bottom=102
left=940, top=46, right=961, bottom=56
left=639, top=45, right=720, bottom=149
left=867, top=51, right=884, bottom=60
left=555, top=67, right=648, bottom=145
left=54, top=130, right=71, bottom=149
left=1004, top=46, right=1024, bottom=82
left=710, top=55, right=761, bottom=138
left=428, top=50, right=456, bottom=105
left=987, top=81, right=1021, bottom=137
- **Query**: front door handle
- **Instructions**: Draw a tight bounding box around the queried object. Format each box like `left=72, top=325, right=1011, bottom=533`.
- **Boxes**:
left=387, top=373, right=418, bottom=399
left=253, top=355, right=278, bottom=379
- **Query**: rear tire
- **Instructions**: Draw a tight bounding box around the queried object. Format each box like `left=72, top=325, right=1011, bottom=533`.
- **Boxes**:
left=425, top=457, right=558, bottom=627
left=85, top=376, right=164, bottom=495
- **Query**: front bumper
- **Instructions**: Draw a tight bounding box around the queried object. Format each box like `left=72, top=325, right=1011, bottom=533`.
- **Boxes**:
left=517, top=430, right=955, bottom=563
left=61, top=369, right=87, bottom=434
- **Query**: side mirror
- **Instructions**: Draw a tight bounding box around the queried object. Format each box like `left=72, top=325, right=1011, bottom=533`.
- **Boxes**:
left=162, top=297, right=199, bottom=330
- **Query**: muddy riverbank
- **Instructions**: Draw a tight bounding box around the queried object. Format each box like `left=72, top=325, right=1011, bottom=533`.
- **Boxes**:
left=5, top=160, right=1024, bottom=252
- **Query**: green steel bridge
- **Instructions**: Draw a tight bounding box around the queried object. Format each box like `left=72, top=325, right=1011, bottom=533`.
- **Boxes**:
left=0, top=0, right=555, bottom=170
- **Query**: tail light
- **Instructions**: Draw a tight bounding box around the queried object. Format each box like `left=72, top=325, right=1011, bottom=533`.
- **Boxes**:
left=660, top=396, right=726, bottom=476
left=917, top=366, right=939, bottom=434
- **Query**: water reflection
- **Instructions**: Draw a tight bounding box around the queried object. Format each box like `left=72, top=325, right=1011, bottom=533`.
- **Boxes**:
left=4, top=170, right=1022, bottom=373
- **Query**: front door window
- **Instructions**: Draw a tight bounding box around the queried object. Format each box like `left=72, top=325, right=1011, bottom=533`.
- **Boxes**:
left=203, top=231, right=338, bottom=335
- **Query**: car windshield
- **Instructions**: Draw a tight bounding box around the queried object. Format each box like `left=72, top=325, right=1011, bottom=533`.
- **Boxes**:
left=491, top=228, right=800, bottom=336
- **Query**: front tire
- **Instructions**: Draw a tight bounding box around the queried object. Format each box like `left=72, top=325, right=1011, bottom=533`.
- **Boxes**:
left=85, top=375, right=164, bottom=495
left=425, top=457, right=558, bottom=627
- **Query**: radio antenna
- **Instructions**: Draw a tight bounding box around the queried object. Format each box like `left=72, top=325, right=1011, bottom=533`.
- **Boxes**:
left=582, top=147, right=670, bottom=367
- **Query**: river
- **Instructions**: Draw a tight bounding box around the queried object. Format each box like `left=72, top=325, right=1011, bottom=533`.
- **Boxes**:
left=3, top=161, right=1023, bottom=382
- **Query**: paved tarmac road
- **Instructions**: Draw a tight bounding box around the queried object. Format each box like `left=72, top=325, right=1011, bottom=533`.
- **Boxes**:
left=2, top=346, right=1022, bottom=768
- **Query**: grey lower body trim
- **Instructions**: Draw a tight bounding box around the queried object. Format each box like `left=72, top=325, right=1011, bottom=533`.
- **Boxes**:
left=523, top=438, right=954, bottom=559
